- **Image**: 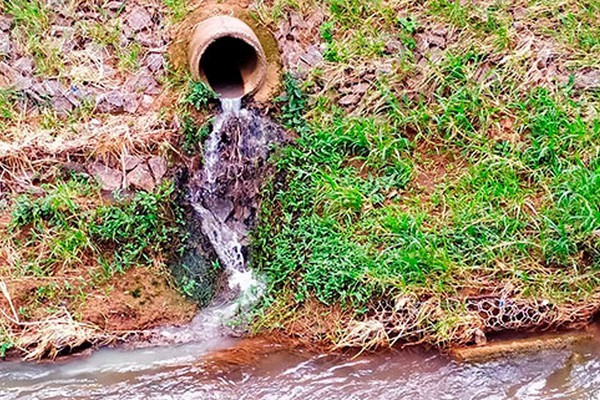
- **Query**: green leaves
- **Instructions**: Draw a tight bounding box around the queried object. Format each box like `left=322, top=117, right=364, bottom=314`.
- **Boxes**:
left=183, top=81, right=218, bottom=110
left=9, top=178, right=181, bottom=277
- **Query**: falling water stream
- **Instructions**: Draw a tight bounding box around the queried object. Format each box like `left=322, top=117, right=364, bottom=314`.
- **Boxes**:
left=3, top=99, right=600, bottom=399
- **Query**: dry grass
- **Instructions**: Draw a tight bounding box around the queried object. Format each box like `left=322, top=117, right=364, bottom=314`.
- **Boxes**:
left=1, top=281, right=114, bottom=360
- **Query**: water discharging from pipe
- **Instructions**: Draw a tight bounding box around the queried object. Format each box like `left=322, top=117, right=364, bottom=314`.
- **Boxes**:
left=158, top=97, right=283, bottom=344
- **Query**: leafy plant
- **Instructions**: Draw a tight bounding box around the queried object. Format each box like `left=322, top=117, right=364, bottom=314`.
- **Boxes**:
left=183, top=81, right=218, bottom=110
left=276, top=74, right=308, bottom=133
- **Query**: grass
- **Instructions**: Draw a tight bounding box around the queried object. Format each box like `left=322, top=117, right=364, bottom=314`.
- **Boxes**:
left=8, top=176, right=183, bottom=277
left=251, top=0, right=600, bottom=347
left=0, top=173, right=194, bottom=358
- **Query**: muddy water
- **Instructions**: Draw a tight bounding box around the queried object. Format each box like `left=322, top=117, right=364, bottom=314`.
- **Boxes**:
left=2, top=328, right=600, bottom=400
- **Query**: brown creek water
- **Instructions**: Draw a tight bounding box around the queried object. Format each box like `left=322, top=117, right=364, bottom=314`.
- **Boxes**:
left=2, top=326, right=600, bottom=400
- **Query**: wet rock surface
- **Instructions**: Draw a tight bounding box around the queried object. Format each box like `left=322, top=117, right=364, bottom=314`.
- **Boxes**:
left=86, top=156, right=169, bottom=193
left=188, top=107, right=286, bottom=271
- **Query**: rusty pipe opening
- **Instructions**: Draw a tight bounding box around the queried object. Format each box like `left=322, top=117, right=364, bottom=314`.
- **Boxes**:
left=189, top=16, right=267, bottom=99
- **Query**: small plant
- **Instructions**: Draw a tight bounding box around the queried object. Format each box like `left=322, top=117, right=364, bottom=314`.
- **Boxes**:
left=163, top=0, right=188, bottom=22
left=0, top=333, right=13, bottom=358
left=181, top=116, right=213, bottom=155
left=117, top=42, right=142, bottom=72
left=276, top=74, right=308, bottom=133
left=183, top=81, right=218, bottom=110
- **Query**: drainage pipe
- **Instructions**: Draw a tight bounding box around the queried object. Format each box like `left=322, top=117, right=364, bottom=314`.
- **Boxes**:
left=189, top=16, right=268, bottom=99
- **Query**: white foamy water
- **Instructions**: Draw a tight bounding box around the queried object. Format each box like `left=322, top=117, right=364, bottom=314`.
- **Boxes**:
left=170, top=95, right=265, bottom=345
left=202, top=97, right=243, bottom=192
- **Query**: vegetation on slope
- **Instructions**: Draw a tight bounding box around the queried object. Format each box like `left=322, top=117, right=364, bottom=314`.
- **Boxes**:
left=252, top=0, right=600, bottom=347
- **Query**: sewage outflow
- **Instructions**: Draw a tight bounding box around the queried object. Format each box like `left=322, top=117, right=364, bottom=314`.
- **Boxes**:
left=156, top=96, right=280, bottom=345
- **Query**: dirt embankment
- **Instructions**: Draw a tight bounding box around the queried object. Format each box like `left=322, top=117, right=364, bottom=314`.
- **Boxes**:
left=0, top=0, right=205, bottom=360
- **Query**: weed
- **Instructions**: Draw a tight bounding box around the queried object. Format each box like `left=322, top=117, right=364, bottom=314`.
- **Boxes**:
left=181, top=116, right=213, bottom=156
left=183, top=81, right=218, bottom=111
left=276, top=74, right=308, bottom=133
left=117, top=42, right=142, bottom=72
left=163, top=0, right=188, bottom=23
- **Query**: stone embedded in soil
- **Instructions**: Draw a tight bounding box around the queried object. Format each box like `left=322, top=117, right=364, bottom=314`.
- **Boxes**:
left=51, top=96, right=76, bottom=115
left=148, top=156, right=167, bottom=183
left=13, top=57, right=34, bottom=76
left=136, top=32, right=164, bottom=48
left=385, top=39, right=405, bottom=55
left=125, top=73, right=160, bottom=95
left=0, top=33, right=12, bottom=56
left=300, top=45, right=324, bottom=68
left=104, top=1, right=124, bottom=11
left=123, top=155, right=144, bottom=172
left=339, top=94, right=362, bottom=106
left=0, top=15, right=13, bottom=31
left=145, top=53, right=165, bottom=74
left=126, top=7, right=153, bottom=32
left=351, top=83, right=370, bottom=95
left=96, top=91, right=139, bottom=114
left=0, top=62, right=33, bottom=90
left=127, top=163, right=155, bottom=192
left=574, top=70, right=600, bottom=90
left=88, top=163, right=122, bottom=192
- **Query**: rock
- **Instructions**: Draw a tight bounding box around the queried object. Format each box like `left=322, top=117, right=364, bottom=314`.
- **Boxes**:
left=377, top=60, right=394, bottom=75
left=352, top=83, right=370, bottom=94
left=289, top=13, right=306, bottom=30
left=96, top=91, right=139, bottom=114
left=126, top=7, right=152, bottom=32
left=51, top=96, right=75, bottom=115
left=145, top=53, right=164, bottom=73
left=122, top=94, right=139, bottom=113
left=27, top=82, right=49, bottom=103
left=415, top=33, right=430, bottom=54
left=385, top=39, right=405, bottom=55
left=41, top=80, right=65, bottom=97
left=13, top=57, right=34, bottom=76
left=135, top=31, right=163, bottom=48
left=209, top=198, right=234, bottom=223
left=124, top=73, right=160, bottom=95
left=148, top=156, right=167, bottom=183
left=574, top=70, right=600, bottom=90
left=123, top=155, right=143, bottom=171
left=140, top=94, right=154, bottom=109
left=103, top=1, right=124, bottom=10
left=0, top=32, right=11, bottom=56
left=88, top=163, right=122, bottom=192
left=0, top=15, right=13, bottom=31
left=126, top=163, right=155, bottom=191
left=68, top=85, right=91, bottom=102
left=428, top=34, right=446, bottom=48
left=0, top=62, right=32, bottom=90
left=300, top=45, right=324, bottom=68
left=338, top=94, right=361, bottom=106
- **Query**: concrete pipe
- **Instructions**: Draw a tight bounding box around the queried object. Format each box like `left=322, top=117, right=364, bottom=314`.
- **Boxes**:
left=189, top=16, right=268, bottom=99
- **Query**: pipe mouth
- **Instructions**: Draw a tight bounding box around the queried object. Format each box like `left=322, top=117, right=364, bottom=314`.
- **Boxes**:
left=189, top=16, right=267, bottom=99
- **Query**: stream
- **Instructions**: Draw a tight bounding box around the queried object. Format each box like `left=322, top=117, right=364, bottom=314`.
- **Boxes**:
left=2, top=326, right=600, bottom=399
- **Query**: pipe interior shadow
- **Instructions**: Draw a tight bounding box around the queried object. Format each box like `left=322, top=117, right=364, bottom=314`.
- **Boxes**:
left=200, top=37, right=258, bottom=98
